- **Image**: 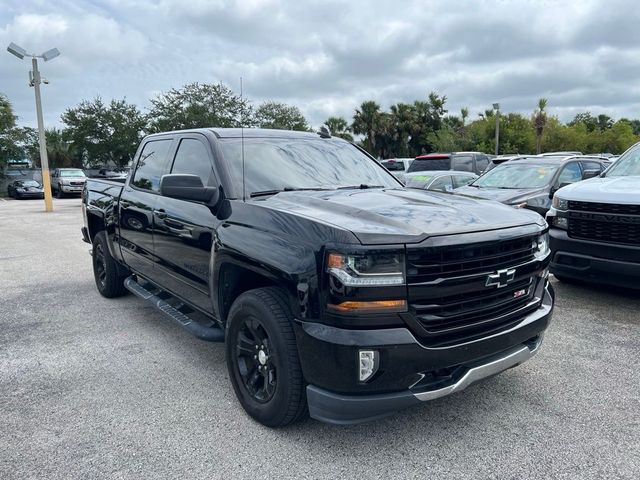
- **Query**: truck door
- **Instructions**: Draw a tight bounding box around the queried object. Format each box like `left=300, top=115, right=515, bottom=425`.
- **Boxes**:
left=118, top=137, right=173, bottom=278
left=152, top=135, right=219, bottom=313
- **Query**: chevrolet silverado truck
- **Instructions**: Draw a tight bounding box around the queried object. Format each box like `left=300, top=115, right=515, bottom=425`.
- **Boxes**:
left=547, top=142, right=640, bottom=288
left=82, top=128, right=554, bottom=427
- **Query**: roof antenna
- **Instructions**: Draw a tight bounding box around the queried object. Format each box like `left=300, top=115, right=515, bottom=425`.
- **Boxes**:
left=240, top=76, right=246, bottom=200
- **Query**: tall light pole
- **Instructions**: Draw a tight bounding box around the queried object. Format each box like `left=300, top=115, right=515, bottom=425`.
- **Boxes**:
left=7, top=42, right=60, bottom=212
left=493, top=102, right=500, bottom=156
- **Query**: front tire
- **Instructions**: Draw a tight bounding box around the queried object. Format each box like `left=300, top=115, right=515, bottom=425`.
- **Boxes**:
left=92, top=231, right=128, bottom=298
left=55, top=186, right=64, bottom=198
left=226, top=287, right=307, bottom=427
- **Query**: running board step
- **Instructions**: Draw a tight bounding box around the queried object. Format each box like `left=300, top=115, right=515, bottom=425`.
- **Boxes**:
left=124, top=276, right=225, bottom=342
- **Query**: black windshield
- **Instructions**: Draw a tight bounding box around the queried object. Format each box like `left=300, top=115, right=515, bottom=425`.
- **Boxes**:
left=220, top=137, right=399, bottom=197
left=407, top=158, right=451, bottom=172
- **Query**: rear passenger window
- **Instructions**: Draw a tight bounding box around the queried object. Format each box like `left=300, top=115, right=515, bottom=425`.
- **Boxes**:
left=429, top=176, right=453, bottom=192
left=171, top=139, right=214, bottom=185
left=581, top=161, right=603, bottom=173
left=475, top=155, right=489, bottom=173
left=453, top=175, right=475, bottom=188
left=132, top=139, right=172, bottom=192
left=451, top=155, right=473, bottom=172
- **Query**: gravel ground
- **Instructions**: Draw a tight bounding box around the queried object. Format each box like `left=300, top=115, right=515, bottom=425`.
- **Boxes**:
left=1, top=197, right=639, bottom=479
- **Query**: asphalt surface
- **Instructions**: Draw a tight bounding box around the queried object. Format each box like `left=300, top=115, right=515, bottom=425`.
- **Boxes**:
left=1, top=197, right=638, bottom=479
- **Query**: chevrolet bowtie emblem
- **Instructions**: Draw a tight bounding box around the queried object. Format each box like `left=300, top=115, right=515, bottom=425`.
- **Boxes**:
left=486, top=268, right=516, bottom=288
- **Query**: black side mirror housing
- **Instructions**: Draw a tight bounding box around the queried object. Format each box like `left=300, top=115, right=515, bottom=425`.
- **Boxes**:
left=582, top=169, right=600, bottom=180
left=160, top=174, right=220, bottom=208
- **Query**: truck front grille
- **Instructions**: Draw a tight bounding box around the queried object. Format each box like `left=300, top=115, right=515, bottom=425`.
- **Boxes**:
left=568, top=200, right=640, bottom=215
left=566, top=201, right=640, bottom=246
left=407, top=235, right=543, bottom=346
left=568, top=217, right=640, bottom=246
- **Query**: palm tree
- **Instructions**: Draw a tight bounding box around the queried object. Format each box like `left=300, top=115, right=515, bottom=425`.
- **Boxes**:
left=460, top=107, right=469, bottom=126
left=352, top=101, right=382, bottom=156
left=324, top=116, right=353, bottom=142
left=390, top=103, right=416, bottom=157
left=533, top=98, right=548, bottom=154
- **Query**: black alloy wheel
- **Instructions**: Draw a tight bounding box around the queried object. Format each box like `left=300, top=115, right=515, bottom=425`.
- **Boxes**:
left=94, top=242, right=107, bottom=290
left=235, top=317, right=277, bottom=403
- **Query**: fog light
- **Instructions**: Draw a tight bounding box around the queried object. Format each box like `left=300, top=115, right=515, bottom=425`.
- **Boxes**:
left=552, top=217, right=568, bottom=230
left=359, top=350, right=379, bottom=382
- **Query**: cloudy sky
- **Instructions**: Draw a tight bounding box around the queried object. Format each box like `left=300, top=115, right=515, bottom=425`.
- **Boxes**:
left=2, top=0, right=640, bottom=130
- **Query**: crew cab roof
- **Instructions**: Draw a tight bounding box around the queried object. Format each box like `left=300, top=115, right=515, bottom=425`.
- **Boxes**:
left=144, top=128, right=341, bottom=140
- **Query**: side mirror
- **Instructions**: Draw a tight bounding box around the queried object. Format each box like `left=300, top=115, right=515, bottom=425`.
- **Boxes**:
left=582, top=169, right=600, bottom=180
left=160, top=174, right=220, bottom=207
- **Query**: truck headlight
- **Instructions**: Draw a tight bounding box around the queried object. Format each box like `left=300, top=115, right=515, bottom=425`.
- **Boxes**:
left=327, top=252, right=405, bottom=287
left=552, top=196, right=568, bottom=210
left=533, top=233, right=550, bottom=260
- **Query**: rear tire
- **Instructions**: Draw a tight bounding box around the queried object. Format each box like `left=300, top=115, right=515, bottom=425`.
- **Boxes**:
left=92, top=231, right=128, bottom=298
left=226, top=287, right=307, bottom=427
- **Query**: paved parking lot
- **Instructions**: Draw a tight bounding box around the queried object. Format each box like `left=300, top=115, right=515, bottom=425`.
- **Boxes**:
left=1, top=197, right=639, bottom=479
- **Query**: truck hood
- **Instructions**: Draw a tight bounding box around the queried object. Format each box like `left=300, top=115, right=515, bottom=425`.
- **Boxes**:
left=257, top=188, right=543, bottom=244
left=454, top=186, right=547, bottom=205
left=556, top=176, right=640, bottom=204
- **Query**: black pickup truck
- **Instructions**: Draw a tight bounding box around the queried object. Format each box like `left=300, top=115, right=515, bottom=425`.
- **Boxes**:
left=547, top=142, right=640, bottom=287
left=82, top=128, right=554, bottom=427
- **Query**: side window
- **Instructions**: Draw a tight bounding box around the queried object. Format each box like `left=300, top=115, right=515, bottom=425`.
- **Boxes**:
left=557, top=162, right=582, bottom=185
left=132, top=139, right=173, bottom=192
left=475, top=155, right=489, bottom=173
left=453, top=175, right=475, bottom=188
left=451, top=155, right=473, bottom=172
left=429, top=175, right=453, bottom=192
left=170, top=139, right=214, bottom=185
left=581, top=161, right=603, bottom=173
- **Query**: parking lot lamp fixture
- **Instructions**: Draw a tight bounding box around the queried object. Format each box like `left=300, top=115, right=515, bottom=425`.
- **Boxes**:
left=7, top=42, right=60, bottom=212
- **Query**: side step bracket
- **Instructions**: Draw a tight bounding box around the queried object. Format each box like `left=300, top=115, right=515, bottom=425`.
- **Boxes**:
left=124, top=276, right=225, bottom=342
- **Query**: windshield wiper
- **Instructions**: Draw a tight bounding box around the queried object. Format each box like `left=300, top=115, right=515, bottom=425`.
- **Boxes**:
left=249, top=187, right=331, bottom=198
left=337, top=184, right=385, bottom=190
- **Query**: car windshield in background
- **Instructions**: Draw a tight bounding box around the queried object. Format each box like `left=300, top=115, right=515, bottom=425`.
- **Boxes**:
left=405, top=174, right=434, bottom=188
left=473, top=164, right=558, bottom=189
left=381, top=160, right=405, bottom=171
left=606, top=148, right=640, bottom=177
left=407, top=158, right=450, bottom=172
left=19, top=180, right=40, bottom=187
left=60, top=170, right=86, bottom=177
left=220, top=138, right=398, bottom=196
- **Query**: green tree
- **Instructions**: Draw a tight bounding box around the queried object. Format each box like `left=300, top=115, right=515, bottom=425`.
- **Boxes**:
left=324, top=116, right=353, bottom=141
left=352, top=100, right=383, bottom=156
left=62, top=97, right=147, bottom=168
left=460, top=107, right=469, bottom=126
left=389, top=103, right=416, bottom=157
left=254, top=101, right=309, bottom=131
left=532, top=98, right=548, bottom=154
left=148, top=82, right=251, bottom=132
left=0, top=94, right=36, bottom=174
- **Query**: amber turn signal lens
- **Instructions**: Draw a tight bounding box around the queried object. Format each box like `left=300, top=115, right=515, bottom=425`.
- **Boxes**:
left=328, top=299, right=407, bottom=312
left=326, top=252, right=345, bottom=269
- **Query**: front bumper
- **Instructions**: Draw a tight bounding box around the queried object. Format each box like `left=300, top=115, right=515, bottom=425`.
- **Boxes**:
left=297, top=284, right=553, bottom=424
left=549, top=228, right=640, bottom=288
left=60, top=185, right=84, bottom=193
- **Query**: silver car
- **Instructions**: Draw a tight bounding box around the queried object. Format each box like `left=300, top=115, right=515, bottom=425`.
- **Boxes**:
left=404, top=170, right=477, bottom=193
